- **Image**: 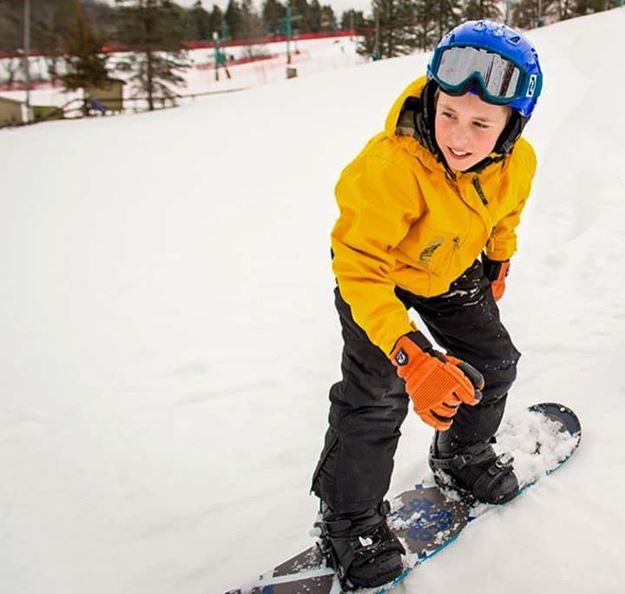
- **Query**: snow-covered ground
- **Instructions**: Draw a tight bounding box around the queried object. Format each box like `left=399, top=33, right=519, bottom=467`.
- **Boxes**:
left=2, top=9, right=625, bottom=594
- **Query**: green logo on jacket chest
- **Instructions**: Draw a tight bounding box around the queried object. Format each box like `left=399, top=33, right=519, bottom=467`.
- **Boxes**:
left=418, top=235, right=461, bottom=267
left=418, top=237, right=444, bottom=266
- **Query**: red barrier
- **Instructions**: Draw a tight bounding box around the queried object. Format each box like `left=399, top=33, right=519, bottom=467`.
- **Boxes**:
left=0, top=79, right=62, bottom=91
left=0, top=31, right=356, bottom=59
left=186, top=30, right=355, bottom=50
left=196, top=53, right=277, bottom=70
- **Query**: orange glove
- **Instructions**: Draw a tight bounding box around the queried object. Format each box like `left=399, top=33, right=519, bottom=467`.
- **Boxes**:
left=391, top=332, right=484, bottom=431
left=482, top=255, right=510, bottom=302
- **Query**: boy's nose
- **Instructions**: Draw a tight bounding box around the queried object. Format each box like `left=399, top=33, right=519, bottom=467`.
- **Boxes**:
left=451, top=128, right=470, bottom=146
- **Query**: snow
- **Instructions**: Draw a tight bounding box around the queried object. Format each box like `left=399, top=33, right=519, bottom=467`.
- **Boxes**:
left=495, top=408, right=579, bottom=486
left=2, top=8, right=625, bottom=594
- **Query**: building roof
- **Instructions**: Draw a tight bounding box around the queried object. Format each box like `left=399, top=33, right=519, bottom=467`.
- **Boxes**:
left=0, top=95, right=24, bottom=106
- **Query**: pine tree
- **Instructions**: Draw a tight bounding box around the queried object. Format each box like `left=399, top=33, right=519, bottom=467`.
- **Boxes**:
left=462, top=0, right=502, bottom=21
left=509, top=0, right=538, bottom=28
left=340, top=9, right=366, bottom=31
left=433, top=0, right=462, bottom=41
left=510, top=0, right=559, bottom=27
left=421, top=0, right=464, bottom=52
left=0, top=0, right=27, bottom=86
left=359, top=0, right=419, bottom=59
left=533, top=0, right=575, bottom=26
left=414, top=0, right=440, bottom=50
left=553, top=0, right=580, bottom=20
left=116, top=0, right=190, bottom=111
left=62, top=1, right=110, bottom=95
left=189, top=0, right=211, bottom=40
left=209, top=5, right=225, bottom=37
left=291, top=0, right=311, bottom=34
left=572, top=0, right=608, bottom=15
left=240, top=0, right=264, bottom=38
left=261, top=0, right=285, bottom=36
left=224, top=0, right=242, bottom=38
left=82, top=0, right=118, bottom=40
left=239, top=0, right=265, bottom=54
left=0, top=1, right=19, bottom=53
left=309, top=0, right=321, bottom=32
left=32, top=0, right=75, bottom=85
left=320, top=4, right=335, bottom=30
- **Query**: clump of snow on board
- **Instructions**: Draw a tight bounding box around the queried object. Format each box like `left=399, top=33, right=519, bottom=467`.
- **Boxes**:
left=496, top=406, right=579, bottom=487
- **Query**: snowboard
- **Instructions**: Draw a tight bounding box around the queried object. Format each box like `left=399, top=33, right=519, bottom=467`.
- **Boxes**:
left=225, top=402, right=581, bottom=594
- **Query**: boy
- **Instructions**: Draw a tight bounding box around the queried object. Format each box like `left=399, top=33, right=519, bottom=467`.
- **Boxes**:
left=311, top=20, right=543, bottom=590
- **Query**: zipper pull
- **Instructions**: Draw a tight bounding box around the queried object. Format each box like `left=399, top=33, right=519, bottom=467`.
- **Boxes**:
left=472, top=176, right=488, bottom=206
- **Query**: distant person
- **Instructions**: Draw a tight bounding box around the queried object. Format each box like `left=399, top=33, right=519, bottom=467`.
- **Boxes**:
left=311, top=20, right=542, bottom=589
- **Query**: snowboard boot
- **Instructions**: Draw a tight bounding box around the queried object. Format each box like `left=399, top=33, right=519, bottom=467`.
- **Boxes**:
left=429, top=432, right=520, bottom=504
left=314, top=500, right=405, bottom=590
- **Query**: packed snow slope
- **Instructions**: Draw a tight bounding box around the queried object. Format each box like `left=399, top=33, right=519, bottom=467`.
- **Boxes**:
left=2, top=9, right=625, bottom=594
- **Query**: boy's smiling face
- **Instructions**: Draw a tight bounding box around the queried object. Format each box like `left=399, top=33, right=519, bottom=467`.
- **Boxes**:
left=434, top=90, right=511, bottom=172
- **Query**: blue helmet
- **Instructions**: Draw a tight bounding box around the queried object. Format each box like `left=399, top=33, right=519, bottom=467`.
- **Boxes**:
left=427, top=20, right=543, bottom=119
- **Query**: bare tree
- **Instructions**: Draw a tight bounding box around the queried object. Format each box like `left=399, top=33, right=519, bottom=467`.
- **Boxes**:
left=239, top=0, right=266, bottom=57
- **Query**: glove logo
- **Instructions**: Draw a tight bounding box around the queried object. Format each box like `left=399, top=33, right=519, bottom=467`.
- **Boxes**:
left=395, top=349, right=408, bottom=366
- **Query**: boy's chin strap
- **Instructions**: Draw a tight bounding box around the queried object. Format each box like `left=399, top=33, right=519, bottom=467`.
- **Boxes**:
left=494, top=111, right=529, bottom=154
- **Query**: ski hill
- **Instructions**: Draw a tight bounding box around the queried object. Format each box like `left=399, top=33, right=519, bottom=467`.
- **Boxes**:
left=2, top=8, right=625, bottom=594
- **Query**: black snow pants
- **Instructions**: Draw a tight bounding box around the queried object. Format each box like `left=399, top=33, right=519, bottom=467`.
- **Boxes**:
left=311, top=260, right=521, bottom=514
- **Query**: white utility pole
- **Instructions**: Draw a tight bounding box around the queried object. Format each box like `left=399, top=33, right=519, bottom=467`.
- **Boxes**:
left=23, top=0, right=31, bottom=121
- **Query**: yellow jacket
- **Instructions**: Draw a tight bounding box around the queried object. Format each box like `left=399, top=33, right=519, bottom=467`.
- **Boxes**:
left=331, top=76, right=537, bottom=356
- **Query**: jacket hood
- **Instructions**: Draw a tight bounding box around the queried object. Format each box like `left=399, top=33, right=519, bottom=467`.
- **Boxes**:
left=384, top=75, right=429, bottom=139
left=384, top=76, right=446, bottom=170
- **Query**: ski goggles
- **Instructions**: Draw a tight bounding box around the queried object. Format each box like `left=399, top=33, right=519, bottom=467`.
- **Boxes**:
left=430, top=45, right=538, bottom=105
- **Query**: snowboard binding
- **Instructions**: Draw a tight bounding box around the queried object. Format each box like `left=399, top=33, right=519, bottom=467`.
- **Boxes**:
left=429, top=438, right=519, bottom=504
left=314, top=500, right=406, bottom=590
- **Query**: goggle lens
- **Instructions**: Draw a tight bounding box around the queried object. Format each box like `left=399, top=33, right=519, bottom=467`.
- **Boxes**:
left=435, top=46, right=522, bottom=101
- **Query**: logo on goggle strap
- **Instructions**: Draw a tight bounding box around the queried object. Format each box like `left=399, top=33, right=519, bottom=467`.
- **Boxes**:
left=527, top=74, right=537, bottom=97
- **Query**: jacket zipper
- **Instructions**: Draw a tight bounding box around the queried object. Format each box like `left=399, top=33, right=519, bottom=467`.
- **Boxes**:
left=472, top=176, right=489, bottom=206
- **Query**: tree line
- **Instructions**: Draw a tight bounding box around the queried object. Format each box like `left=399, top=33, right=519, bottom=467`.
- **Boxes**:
left=356, top=0, right=622, bottom=58
left=0, top=0, right=346, bottom=55
left=2, top=0, right=619, bottom=64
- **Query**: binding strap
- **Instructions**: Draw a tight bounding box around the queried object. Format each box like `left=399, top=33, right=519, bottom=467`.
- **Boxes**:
left=430, top=442, right=515, bottom=500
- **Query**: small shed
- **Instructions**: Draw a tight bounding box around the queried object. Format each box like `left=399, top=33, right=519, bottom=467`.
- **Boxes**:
left=32, top=104, right=64, bottom=122
left=0, top=96, right=25, bottom=126
left=84, top=78, right=125, bottom=114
